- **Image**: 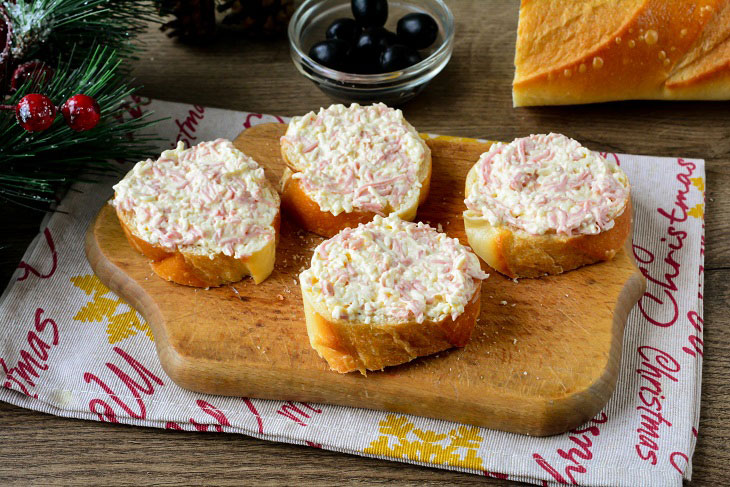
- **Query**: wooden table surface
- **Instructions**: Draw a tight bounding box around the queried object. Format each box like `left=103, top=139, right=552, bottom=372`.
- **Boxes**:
left=1, top=1, right=728, bottom=485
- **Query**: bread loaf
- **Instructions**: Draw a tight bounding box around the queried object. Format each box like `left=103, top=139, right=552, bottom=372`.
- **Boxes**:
left=513, top=0, right=730, bottom=106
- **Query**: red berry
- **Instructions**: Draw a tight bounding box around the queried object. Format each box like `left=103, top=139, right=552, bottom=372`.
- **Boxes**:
left=61, top=94, right=101, bottom=131
left=15, top=94, right=57, bottom=132
left=10, top=60, right=55, bottom=92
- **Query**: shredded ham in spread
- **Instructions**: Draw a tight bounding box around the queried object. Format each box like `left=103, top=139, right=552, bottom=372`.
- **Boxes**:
left=464, top=133, right=629, bottom=236
left=300, top=215, right=488, bottom=325
left=281, top=103, right=429, bottom=216
left=112, top=139, right=279, bottom=259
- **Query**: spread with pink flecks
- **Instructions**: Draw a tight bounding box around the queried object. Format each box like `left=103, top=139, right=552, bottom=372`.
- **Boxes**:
left=112, top=139, right=279, bottom=259
left=300, top=215, right=488, bottom=325
left=281, top=103, right=430, bottom=217
left=464, top=133, right=630, bottom=236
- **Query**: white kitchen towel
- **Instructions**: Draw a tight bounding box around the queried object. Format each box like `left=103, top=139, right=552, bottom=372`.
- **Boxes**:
left=0, top=99, right=705, bottom=487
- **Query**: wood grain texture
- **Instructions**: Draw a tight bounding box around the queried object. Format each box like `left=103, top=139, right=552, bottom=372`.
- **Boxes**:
left=1, top=1, right=729, bottom=485
left=85, top=123, right=644, bottom=436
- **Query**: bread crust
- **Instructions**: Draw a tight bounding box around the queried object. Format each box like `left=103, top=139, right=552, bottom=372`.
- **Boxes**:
left=513, top=0, right=730, bottom=106
left=280, top=139, right=432, bottom=238
left=463, top=165, right=632, bottom=278
left=116, top=206, right=280, bottom=287
left=301, top=279, right=481, bottom=374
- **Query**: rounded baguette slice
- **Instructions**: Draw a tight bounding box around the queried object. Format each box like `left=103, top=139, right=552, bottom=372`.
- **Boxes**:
left=280, top=103, right=432, bottom=238
left=463, top=133, right=631, bottom=278
left=112, top=139, right=281, bottom=287
left=299, top=215, right=488, bottom=374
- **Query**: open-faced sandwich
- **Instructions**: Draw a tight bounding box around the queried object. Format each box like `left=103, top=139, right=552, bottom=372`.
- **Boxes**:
left=299, top=214, right=488, bottom=374
left=112, top=138, right=280, bottom=287
left=463, top=133, right=631, bottom=278
left=280, top=103, right=431, bottom=237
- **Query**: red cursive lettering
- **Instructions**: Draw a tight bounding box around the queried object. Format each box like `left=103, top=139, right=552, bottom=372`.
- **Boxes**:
left=83, top=347, right=164, bottom=423
left=243, top=113, right=285, bottom=129
left=174, top=105, right=206, bottom=147
left=243, top=397, right=264, bottom=434
left=166, top=397, right=262, bottom=434
left=17, top=229, right=57, bottom=281
left=0, top=308, right=59, bottom=398
left=276, top=401, right=323, bottom=427
left=533, top=412, right=608, bottom=484
left=634, top=346, right=680, bottom=464
left=633, top=158, right=697, bottom=328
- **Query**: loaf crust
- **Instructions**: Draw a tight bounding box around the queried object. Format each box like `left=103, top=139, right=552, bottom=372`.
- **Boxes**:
left=513, top=0, right=730, bottom=106
left=116, top=206, right=280, bottom=287
left=463, top=165, right=632, bottom=278
left=280, top=140, right=432, bottom=237
left=301, top=279, right=481, bottom=374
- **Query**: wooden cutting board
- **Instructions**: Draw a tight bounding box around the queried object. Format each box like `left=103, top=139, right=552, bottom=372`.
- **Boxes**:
left=86, top=123, right=646, bottom=436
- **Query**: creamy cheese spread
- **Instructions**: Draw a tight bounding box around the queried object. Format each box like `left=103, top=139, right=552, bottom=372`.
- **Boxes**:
left=464, top=133, right=629, bottom=236
left=281, top=103, right=429, bottom=216
left=300, top=215, right=488, bottom=325
left=112, top=139, right=279, bottom=259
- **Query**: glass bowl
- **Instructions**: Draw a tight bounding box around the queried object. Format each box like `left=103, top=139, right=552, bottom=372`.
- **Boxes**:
left=288, top=0, right=454, bottom=105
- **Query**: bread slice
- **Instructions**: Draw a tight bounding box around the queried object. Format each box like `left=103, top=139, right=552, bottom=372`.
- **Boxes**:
left=301, top=278, right=481, bottom=374
left=112, top=139, right=280, bottom=287
left=463, top=134, right=631, bottom=278
left=299, top=215, right=488, bottom=374
left=280, top=103, right=432, bottom=238
left=279, top=163, right=432, bottom=238
left=464, top=187, right=632, bottom=279
left=116, top=207, right=280, bottom=287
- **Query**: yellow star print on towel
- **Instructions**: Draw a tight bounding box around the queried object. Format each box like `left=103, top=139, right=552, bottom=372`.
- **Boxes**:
left=70, top=274, right=154, bottom=344
left=688, top=177, right=705, bottom=220
left=364, top=414, right=485, bottom=470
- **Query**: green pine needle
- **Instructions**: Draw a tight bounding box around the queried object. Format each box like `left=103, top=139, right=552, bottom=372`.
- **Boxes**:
left=1, top=1, right=165, bottom=209
left=0, top=45, right=164, bottom=207
left=6, top=0, right=159, bottom=63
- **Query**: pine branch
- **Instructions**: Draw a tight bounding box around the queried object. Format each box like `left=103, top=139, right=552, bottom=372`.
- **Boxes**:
left=6, top=0, right=159, bottom=65
left=0, top=45, right=164, bottom=207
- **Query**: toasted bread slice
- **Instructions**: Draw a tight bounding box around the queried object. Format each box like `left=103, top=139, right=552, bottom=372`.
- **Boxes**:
left=279, top=163, right=432, bottom=238
left=112, top=139, right=280, bottom=287
left=117, top=207, right=280, bottom=286
left=463, top=134, right=631, bottom=278
left=301, top=279, right=481, bottom=374
left=464, top=187, right=631, bottom=279
left=299, top=215, right=488, bottom=374
left=280, top=103, right=431, bottom=237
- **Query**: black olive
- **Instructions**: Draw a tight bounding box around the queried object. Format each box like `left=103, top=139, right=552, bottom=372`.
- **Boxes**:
left=325, top=18, right=361, bottom=44
left=351, top=27, right=398, bottom=73
left=351, top=0, right=388, bottom=27
left=308, top=40, right=350, bottom=71
left=380, top=44, right=422, bottom=72
left=397, top=13, right=439, bottom=49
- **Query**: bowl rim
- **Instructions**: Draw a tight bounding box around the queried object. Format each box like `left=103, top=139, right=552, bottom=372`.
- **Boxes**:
left=288, top=0, right=455, bottom=87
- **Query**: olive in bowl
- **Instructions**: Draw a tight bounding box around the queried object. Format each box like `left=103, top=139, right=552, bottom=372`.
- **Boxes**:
left=380, top=45, right=422, bottom=72
left=351, top=0, right=388, bottom=27
left=309, top=40, right=351, bottom=71
left=351, top=27, right=399, bottom=73
left=397, top=13, right=439, bottom=50
left=289, top=0, right=454, bottom=105
left=326, top=18, right=361, bottom=44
